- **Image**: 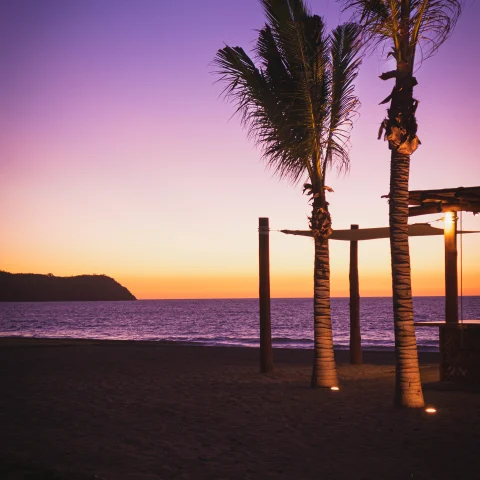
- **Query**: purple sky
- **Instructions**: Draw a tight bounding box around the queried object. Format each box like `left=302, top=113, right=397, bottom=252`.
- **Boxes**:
left=1, top=0, right=479, bottom=298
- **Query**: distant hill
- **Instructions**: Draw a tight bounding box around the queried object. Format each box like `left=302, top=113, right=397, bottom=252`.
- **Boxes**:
left=0, top=271, right=136, bottom=301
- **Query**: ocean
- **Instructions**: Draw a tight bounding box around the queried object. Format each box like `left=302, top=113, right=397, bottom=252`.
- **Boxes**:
left=1, top=296, right=479, bottom=351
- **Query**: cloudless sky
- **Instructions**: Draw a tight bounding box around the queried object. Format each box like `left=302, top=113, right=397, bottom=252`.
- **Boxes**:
left=1, top=0, right=479, bottom=299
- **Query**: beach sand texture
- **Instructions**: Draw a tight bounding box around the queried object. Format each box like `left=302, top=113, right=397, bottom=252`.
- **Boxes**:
left=1, top=338, right=479, bottom=479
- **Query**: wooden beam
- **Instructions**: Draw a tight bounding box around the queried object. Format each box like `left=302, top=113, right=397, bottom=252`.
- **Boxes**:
left=444, top=212, right=458, bottom=324
left=409, top=202, right=480, bottom=217
left=349, top=225, right=362, bottom=365
left=258, top=217, right=273, bottom=372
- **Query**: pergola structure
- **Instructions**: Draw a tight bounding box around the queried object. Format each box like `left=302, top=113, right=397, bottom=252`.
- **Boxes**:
left=406, top=186, right=480, bottom=383
left=281, top=186, right=480, bottom=326
left=259, top=186, right=480, bottom=382
left=407, top=186, right=480, bottom=217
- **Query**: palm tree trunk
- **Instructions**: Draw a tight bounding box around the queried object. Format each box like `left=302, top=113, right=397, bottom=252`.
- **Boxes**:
left=311, top=200, right=338, bottom=388
left=389, top=151, right=425, bottom=408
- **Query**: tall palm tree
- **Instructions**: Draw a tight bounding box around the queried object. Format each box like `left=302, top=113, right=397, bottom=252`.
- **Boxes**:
left=342, top=0, right=461, bottom=407
left=213, top=0, right=361, bottom=387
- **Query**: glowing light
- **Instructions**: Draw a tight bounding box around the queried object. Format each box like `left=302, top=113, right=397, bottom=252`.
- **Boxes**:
left=330, top=386, right=340, bottom=391
left=425, top=407, right=437, bottom=414
left=443, top=212, right=456, bottom=232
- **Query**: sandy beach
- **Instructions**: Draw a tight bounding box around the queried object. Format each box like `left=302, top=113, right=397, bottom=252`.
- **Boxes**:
left=1, top=338, right=479, bottom=480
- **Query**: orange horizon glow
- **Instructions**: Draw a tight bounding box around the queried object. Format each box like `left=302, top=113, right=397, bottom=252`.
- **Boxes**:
left=3, top=226, right=479, bottom=299
left=121, top=273, right=480, bottom=300
left=4, top=268, right=477, bottom=300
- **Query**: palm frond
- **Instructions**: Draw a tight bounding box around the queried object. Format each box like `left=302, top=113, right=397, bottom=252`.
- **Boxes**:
left=213, top=0, right=362, bottom=187
left=340, top=0, right=400, bottom=56
left=409, top=0, right=461, bottom=63
left=342, top=0, right=461, bottom=66
left=213, top=45, right=313, bottom=183
left=323, top=23, right=362, bottom=180
left=260, top=0, right=323, bottom=177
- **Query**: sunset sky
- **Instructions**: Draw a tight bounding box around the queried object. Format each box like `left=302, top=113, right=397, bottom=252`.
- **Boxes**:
left=1, top=0, right=479, bottom=299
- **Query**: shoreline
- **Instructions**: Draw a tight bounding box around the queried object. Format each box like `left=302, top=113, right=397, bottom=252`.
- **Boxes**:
left=0, top=335, right=441, bottom=360
left=0, top=335, right=440, bottom=353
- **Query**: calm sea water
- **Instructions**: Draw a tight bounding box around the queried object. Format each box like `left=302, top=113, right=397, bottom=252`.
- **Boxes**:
left=1, top=297, right=479, bottom=351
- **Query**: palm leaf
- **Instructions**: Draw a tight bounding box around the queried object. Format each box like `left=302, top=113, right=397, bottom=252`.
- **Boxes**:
left=409, top=0, right=461, bottom=63
left=260, top=0, right=324, bottom=177
left=213, top=45, right=313, bottom=183
left=214, top=0, right=362, bottom=187
left=323, top=23, right=362, bottom=180
left=342, top=0, right=461, bottom=66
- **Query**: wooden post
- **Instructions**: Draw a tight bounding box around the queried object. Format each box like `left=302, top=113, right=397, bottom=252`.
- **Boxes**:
left=444, top=212, right=458, bottom=323
left=259, top=217, right=273, bottom=373
left=349, top=224, right=362, bottom=364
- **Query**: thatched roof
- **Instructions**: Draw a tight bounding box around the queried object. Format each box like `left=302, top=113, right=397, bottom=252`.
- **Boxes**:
left=404, top=186, right=480, bottom=216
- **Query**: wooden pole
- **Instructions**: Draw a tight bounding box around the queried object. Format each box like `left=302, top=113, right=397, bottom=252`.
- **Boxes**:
left=349, top=224, right=362, bottom=364
left=444, top=212, right=458, bottom=323
left=259, top=217, right=273, bottom=372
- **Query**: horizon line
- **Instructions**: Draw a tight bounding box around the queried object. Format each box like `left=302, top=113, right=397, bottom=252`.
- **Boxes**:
left=135, top=294, right=479, bottom=301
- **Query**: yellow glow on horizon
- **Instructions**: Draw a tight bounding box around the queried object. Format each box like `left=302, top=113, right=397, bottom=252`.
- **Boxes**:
left=2, top=265, right=479, bottom=299
left=2, top=221, right=479, bottom=299
left=425, top=407, right=437, bottom=414
left=330, top=386, right=340, bottom=391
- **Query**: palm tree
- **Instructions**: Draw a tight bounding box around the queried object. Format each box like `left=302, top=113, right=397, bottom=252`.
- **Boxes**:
left=213, top=0, right=361, bottom=387
left=342, top=0, right=461, bottom=407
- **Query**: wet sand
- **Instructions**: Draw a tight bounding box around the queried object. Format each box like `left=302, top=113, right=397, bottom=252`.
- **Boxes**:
left=1, top=337, right=479, bottom=479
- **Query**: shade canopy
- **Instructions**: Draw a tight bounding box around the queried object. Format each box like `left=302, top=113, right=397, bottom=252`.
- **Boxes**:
left=281, top=223, right=480, bottom=241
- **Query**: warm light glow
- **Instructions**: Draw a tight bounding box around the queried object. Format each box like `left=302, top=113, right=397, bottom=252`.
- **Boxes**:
left=425, top=407, right=437, bottom=414
left=330, top=386, right=340, bottom=391
left=443, top=212, right=456, bottom=232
